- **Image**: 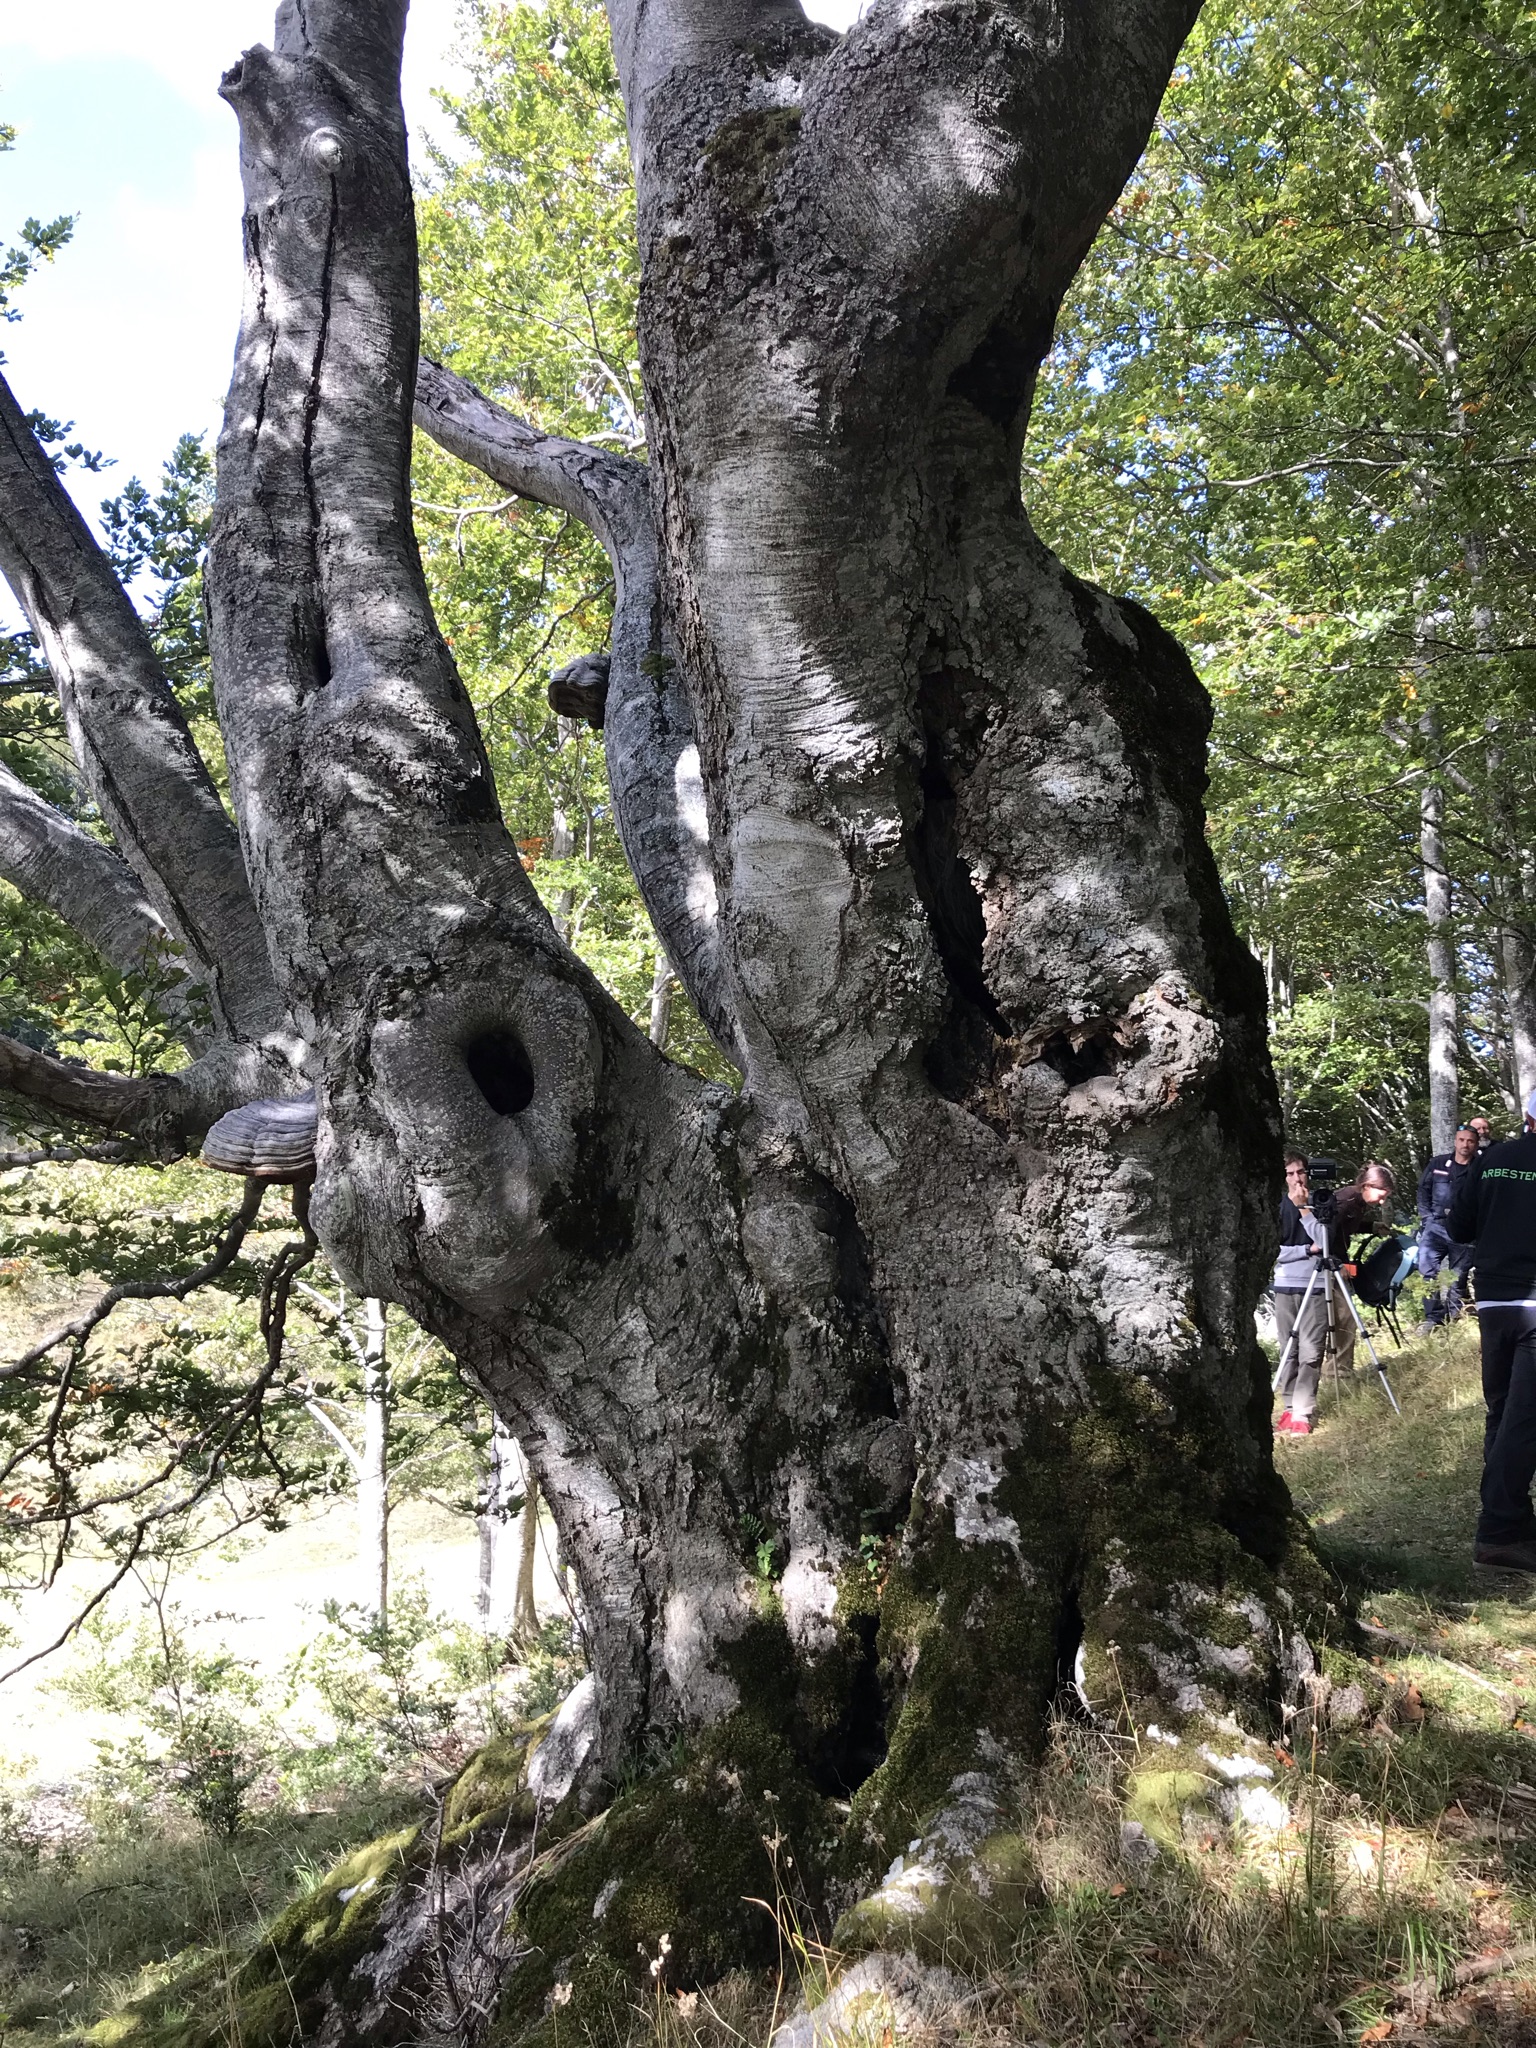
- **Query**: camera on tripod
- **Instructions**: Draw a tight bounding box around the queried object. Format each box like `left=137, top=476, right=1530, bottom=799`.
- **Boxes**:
left=1307, top=1156, right=1340, bottom=1196
left=1305, top=1157, right=1342, bottom=1252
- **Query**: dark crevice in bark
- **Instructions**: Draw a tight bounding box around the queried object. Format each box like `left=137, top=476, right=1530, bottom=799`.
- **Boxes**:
left=1049, top=1581, right=1090, bottom=1723
left=1039, top=1030, right=1114, bottom=1086
left=809, top=1611, right=888, bottom=1798
left=464, top=1028, right=536, bottom=1116
left=309, top=628, right=332, bottom=689
left=300, top=178, right=342, bottom=541
left=537, top=1110, right=636, bottom=1264
left=945, top=302, right=1048, bottom=431
left=907, top=660, right=1006, bottom=1101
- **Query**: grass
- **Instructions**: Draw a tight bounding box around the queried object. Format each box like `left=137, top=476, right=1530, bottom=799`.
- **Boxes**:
left=0, top=1789, right=419, bottom=2042
left=7, top=1324, right=1536, bottom=2046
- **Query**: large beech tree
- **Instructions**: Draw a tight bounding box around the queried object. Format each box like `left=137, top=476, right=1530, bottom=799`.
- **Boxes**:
left=0, top=0, right=1320, bottom=1999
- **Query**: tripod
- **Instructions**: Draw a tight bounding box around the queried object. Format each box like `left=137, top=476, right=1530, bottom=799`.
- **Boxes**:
left=1272, top=1253, right=1401, bottom=1417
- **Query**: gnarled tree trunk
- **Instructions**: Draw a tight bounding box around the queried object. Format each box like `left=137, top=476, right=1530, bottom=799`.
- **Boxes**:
left=0, top=0, right=1321, bottom=2009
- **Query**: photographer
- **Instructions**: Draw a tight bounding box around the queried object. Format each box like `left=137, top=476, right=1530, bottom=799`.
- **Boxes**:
left=1448, top=1092, right=1536, bottom=1572
left=1313, top=1161, right=1397, bottom=1377
left=1274, top=1151, right=1328, bottom=1435
left=1416, top=1125, right=1479, bottom=1328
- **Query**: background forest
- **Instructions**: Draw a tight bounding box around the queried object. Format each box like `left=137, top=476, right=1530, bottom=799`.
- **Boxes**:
left=3, top=1, right=1536, bottom=2043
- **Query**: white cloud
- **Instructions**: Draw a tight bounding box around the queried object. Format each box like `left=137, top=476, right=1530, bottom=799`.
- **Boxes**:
left=2, top=0, right=465, bottom=138
left=0, top=0, right=854, bottom=571
left=0, top=1, right=468, bottom=518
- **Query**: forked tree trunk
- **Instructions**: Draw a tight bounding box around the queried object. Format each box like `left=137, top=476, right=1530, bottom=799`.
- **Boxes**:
left=0, top=0, right=1321, bottom=1995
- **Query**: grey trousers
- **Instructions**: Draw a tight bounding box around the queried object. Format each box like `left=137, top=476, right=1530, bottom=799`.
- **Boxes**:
left=1275, top=1287, right=1328, bottom=1420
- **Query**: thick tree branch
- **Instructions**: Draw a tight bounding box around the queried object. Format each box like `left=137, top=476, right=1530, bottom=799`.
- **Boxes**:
left=0, top=1030, right=292, bottom=1154
left=412, top=362, right=743, bottom=1063
left=414, top=359, right=648, bottom=555
left=804, top=0, right=1205, bottom=334
left=209, top=0, right=699, bottom=1312
left=0, top=373, right=284, bottom=1045
left=0, top=761, right=179, bottom=979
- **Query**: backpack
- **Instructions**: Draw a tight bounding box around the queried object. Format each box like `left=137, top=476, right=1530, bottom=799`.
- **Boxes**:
left=1354, top=1232, right=1409, bottom=1310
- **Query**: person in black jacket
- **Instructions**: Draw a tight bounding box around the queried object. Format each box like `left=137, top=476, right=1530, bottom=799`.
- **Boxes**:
left=1417, top=1126, right=1479, bottom=1328
left=1448, top=1091, right=1536, bottom=1572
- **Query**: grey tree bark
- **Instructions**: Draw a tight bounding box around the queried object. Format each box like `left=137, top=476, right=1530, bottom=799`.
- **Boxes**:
left=0, top=0, right=1321, bottom=2000
left=0, top=762, right=173, bottom=978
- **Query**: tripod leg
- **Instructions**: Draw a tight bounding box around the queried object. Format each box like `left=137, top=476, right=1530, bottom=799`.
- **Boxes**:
left=1325, top=1269, right=1343, bottom=1408
left=1343, top=1280, right=1401, bottom=1416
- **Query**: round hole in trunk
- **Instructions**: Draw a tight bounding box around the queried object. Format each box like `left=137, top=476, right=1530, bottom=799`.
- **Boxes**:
left=464, top=1028, right=535, bottom=1116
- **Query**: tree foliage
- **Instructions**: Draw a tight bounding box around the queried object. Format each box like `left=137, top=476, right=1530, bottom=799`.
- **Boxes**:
left=1031, top=0, right=1536, bottom=1179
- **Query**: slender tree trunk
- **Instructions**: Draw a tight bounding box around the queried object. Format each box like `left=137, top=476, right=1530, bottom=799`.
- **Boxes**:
left=358, top=1298, right=389, bottom=1627
left=476, top=1413, right=525, bottom=1636
left=1419, top=710, right=1459, bottom=1150
left=1484, top=742, right=1536, bottom=1111
left=647, top=949, right=675, bottom=1051
left=511, top=1441, right=541, bottom=1647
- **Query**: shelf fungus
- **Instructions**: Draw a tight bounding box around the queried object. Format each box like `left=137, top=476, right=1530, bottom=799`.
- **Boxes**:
left=548, top=652, right=610, bottom=730
left=200, top=1088, right=318, bottom=1182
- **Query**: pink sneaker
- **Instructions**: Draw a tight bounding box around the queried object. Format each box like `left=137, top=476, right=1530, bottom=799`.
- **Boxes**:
left=1275, top=1410, right=1292, bottom=1434
left=1287, top=1414, right=1314, bottom=1436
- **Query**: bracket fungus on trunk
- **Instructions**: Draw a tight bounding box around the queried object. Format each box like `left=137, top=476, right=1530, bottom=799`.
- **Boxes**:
left=548, top=652, right=611, bottom=729
left=200, top=1089, right=319, bottom=1182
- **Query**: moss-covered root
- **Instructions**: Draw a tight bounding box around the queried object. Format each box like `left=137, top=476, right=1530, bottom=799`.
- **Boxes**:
left=841, top=1408, right=1337, bottom=1913
left=833, top=1772, right=1041, bottom=1964
left=84, top=1717, right=558, bottom=2048
left=492, top=1716, right=827, bottom=2048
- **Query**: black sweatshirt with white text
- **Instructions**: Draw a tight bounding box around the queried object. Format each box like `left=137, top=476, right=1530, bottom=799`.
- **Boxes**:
left=1447, top=1133, right=1536, bottom=1305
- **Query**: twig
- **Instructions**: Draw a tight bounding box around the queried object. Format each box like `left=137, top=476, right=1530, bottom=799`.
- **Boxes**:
left=1455, top=1939, right=1536, bottom=1987
left=0, top=1185, right=317, bottom=1682
left=2, top=1178, right=267, bottom=1378
left=1358, top=1621, right=1519, bottom=1706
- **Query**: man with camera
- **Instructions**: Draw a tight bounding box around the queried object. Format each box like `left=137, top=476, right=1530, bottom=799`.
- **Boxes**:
left=1417, top=1124, right=1480, bottom=1328
left=1448, top=1092, right=1536, bottom=1572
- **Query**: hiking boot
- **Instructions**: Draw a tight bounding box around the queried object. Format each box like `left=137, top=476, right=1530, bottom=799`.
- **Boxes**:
left=1473, top=1538, right=1536, bottom=1574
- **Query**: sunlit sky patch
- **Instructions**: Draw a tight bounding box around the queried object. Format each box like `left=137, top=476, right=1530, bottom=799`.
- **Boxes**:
left=0, top=0, right=866, bottom=533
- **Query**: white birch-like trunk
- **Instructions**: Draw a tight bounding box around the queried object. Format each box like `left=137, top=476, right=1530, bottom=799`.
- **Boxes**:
left=476, top=1413, right=526, bottom=1636
left=511, top=1448, right=540, bottom=1647
left=646, top=950, right=675, bottom=1051
left=358, top=1297, right=389, bottom=1626
left=1419, top=723, right=1459, bottom=1151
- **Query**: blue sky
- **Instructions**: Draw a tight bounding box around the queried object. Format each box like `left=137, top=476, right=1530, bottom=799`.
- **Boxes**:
left=0, top=0, right=862, bottom=535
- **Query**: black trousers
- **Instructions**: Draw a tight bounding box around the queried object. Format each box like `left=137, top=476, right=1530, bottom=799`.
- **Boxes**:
left=1479, top=1306, right=1536, bottom=1543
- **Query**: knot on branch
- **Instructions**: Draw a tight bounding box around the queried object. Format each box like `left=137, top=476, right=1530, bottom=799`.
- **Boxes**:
left=549, top=654, right=611, bottom=730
